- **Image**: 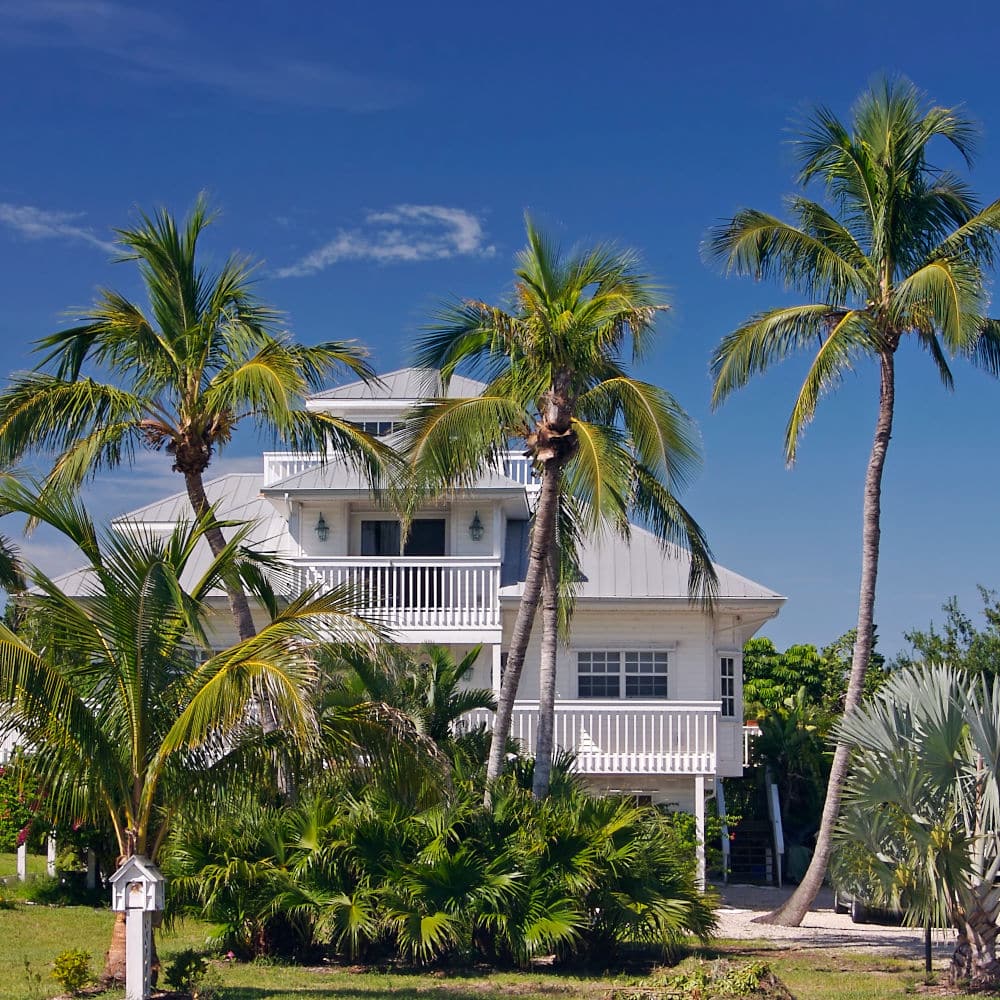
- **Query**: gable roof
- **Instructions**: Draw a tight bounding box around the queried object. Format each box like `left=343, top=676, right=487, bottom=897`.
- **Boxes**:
left=308, top=367, right=486, bottom=402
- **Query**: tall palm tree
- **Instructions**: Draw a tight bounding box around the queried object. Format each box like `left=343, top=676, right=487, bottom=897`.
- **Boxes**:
left=0, top=196, right=393, bottom=645
left=836, top=666, right=1000, bottom=986
left=406, top=219, right=716, bottom=801
left=0, top=478, right=379, bottom=982
left=707, top=79, right=1000, bottom=924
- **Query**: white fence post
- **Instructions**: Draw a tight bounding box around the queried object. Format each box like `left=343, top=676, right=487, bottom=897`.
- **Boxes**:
left=46, top=833, right=56, bottom=877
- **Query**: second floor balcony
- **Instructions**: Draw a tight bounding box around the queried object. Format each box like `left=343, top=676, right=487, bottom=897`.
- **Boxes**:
left=291, top=557, right=502, bottom=630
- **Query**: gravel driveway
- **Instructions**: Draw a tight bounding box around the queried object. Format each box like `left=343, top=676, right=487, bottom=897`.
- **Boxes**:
left=713, top=883, right=956, bottom=960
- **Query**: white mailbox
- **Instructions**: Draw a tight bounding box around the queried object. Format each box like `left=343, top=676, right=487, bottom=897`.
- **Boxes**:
left=109, top=855, right=165, bottom=913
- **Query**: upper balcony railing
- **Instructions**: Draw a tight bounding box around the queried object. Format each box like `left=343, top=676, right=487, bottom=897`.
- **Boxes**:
left=462, top=700, right=719, bottom=775
left=263, top=451, right=542, bottom=489
left=291, top=557, right=502, bottom=630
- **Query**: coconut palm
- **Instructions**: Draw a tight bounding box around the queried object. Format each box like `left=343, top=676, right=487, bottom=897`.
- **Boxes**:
left=836, top=665, right=1000, bottom=986
left=0, top=478, right=379, bottom=982
left=706, top=79, right=1000, bottom=924
left=0, top=196, right=393, bottom=645
left=406, top=219, right=716, bottom=801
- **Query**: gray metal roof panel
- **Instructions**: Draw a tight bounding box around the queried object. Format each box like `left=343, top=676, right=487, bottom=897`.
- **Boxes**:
left=308, top=367, right=486, bottom=402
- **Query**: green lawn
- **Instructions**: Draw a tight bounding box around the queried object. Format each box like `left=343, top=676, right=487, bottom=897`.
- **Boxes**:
left=0, top=903, right=965, bottom=1000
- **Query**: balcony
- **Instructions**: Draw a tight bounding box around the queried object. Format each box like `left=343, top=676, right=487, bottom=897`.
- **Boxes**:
left=264, top=451, right=542, bottom=489
left=462, top=700, right=719, bottom=775
left=292, top=557, right=501, bottom=630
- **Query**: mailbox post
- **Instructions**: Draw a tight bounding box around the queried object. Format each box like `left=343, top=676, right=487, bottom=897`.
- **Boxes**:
left=109, top=856, right=165, bottom=1000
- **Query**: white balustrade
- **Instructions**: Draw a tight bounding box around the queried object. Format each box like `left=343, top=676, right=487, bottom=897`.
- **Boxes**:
left=263, top=452, right=325, bottom=485
left=462, top=701, right=719, bottom=774
left=294, top=558, right=501, bottom=630
left=502, top=454, right=541, bottom=487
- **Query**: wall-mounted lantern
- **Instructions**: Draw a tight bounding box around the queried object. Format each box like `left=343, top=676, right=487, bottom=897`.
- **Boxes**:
left=316, top=513, right=329, bottom=542
left=469, top=510, right=484, bottom=542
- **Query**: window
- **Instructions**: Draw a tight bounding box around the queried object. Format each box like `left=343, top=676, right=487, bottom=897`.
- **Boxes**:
left=720, top=655, right=736, bottom=717
left=361, top=519, right=401, bottom=556
left=624, top=650, right=669, bottom=697
left=351, top=420, right=401, bottom=437
left=577, top=651, right=621, bottom=698
left=577, top=650, right=669, bottom=699
left=360, top=519, right=446, bottom=557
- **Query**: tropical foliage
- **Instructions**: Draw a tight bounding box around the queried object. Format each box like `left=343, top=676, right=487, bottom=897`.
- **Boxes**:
left=708, top=78, right=1000, bottom=924
left=836, top=665, right=1000, bottom=986
left=894, top=585, right=1000, bottom=681
left=0, top=197, right=392, bottom=644
left=0, top=479, right=379, bottom=979
left=166, top=769, right=715, bottom=967
left=408, top=218, right=716, bottom=798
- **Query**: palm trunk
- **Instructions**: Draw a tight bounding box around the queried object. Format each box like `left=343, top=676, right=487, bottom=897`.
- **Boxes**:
left=761, top=350, right=895, bottom=926
left=485, top=460, right=560, bottom=800
left=183, top=470, right=257, bottom=643
left=101, top=911, right=127, bottom=984
left=531, top=533, right=560, bottom=799
left=952, top=904, right=1000, bottom=986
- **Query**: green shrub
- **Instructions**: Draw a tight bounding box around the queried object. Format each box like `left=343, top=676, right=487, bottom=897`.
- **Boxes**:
left=23, top=873, right=105, bottom=907
left=51, top=948, right=92, bottom=995
left=165, top=948, right=210, bottom=991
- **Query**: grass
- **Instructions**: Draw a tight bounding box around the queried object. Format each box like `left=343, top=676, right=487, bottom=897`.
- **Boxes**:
left=0, top=904, right=969, bottom=1000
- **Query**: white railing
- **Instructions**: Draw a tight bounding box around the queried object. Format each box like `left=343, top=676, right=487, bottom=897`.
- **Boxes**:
left=264, top=452, right=325, bottom=485
left=463, top=700, right=719, bottom=774
left=292, top=558, right=501, bottom=629
left=743, top=723, right=761, bottom=768
left=264, top=450, right=542, bottom=489
left=502, top=454, right=541, bottom=487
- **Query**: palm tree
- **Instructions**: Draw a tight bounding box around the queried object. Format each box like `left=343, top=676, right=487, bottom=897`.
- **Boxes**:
left=836, top=665, right=1000, bottom=986
left=0, top=478, right=379, bottom=981
left=406, top=219, right=716, bottom=801
left=707, top=79, right=1000, bottom=925
left=0, top=196, right=393, bottom=645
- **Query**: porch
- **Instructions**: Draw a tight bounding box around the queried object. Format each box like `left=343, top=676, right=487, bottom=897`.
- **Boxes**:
left=461, top=700, right=720, bottom=775
left=291, top=557, right=502, bottom=630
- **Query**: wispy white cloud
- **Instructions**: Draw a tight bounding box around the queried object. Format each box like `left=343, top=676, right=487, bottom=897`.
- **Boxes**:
left=276, top=205, right=495, bottom=278
left=0, top=1, right=410, bottom=111
left=0, top=203, right=116, bottom=253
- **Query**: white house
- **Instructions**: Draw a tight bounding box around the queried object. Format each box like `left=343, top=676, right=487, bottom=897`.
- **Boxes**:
left=57, top=368, right=785, bottom=880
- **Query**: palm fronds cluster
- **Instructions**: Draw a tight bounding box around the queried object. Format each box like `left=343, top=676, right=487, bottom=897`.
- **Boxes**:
left=165, top=771, right=715, bottom=966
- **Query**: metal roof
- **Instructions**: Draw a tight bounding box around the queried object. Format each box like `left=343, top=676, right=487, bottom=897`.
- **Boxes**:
left=308, top=367, right=486, bottom=402
left=499, top=523, right=784, bottom=603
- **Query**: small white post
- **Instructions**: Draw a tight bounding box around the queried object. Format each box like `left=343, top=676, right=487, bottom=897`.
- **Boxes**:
left=16, top=842, right=26, bottom=882
left=86, top=848, right=97, bottom=890
left=46, top=833, right=56, bottom=877
left=695, top=774, right=706, bottom=891
left=491, top=643, right=502, bottom=696
left=126, top=883, right=151, bottom=1000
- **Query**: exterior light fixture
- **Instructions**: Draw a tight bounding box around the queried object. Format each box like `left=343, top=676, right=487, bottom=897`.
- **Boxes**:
left=316, top=513, right=329, bottom=542
left=469, top=510, right=484, bottom=542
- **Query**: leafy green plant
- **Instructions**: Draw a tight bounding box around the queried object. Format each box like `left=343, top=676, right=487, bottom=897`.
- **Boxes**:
left=164, top=948, right=209, bottom=992
left=51, top=948, right=91, bottom=995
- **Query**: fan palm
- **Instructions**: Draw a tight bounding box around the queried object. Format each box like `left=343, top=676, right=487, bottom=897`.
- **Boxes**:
left=0, top=196, right=393, bottom=645
left=706, top=79, right=1000, bottom=924
left=407, top=218, right=715, bottom=801
left=836, top=665, right=1000, bottom=986
left=0, top=478, right=380, bottom=982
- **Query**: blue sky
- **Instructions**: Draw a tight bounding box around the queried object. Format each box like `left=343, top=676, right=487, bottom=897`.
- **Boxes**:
left=2, top=0, right=1000, bottom=656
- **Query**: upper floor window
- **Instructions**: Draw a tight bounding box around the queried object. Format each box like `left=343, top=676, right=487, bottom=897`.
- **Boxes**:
left=351, top=420, right=402, bottom=437
left=577, top=650, right=668, bottom=699
left=720, top=655, right=736, bottom=717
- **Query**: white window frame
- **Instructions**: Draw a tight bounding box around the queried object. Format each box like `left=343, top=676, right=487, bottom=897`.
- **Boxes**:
left=575, top=647, right=672, bottom=700
left=717, top=649, right=741, bottom=718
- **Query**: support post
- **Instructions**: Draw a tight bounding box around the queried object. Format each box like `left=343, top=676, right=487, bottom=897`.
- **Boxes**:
left=715, top=777, right=730, bottom=883
left=695, top=774, right=706, bottom=891
left=86, top=848, right=97, bottom=890
left=491, top=643, right=502, bottom=696
left=16, top=842, right=26, bottom=882
left=126, top=901, right=152, bottom=1000
left=46, top=833, right=56, bottom=877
